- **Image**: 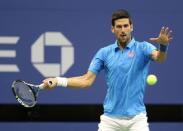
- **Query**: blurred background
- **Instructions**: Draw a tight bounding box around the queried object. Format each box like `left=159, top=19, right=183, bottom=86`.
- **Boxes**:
left=0, top=0, right=182, bottom=130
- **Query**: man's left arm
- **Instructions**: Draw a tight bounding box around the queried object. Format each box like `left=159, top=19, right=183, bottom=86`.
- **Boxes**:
left=150, top=26, right=173, bottom=62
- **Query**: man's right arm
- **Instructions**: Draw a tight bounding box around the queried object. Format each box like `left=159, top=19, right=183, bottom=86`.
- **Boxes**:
left=67, top=71, right=96, bottom=88
left=43, top=48, right=105, bottom=89
left=43, top=71, right=96, bottom=89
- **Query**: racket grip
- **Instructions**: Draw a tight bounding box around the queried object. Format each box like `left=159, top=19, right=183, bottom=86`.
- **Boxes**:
left=39, top=81, right=52, bottom=89
left=48, top=81, right=53, bottom=86
left=39, top=83, right=45, bottom=89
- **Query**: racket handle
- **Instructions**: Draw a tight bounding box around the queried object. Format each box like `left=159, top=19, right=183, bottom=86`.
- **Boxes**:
left=39, top=81, right=53, bottom=90
left=48, top=81, right=53, bottom=86
left=39, top=83, right=45, bottom=89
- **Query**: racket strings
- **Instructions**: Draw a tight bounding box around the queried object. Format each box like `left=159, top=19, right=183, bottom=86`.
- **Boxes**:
left=14, top=82, right=36, bottom=106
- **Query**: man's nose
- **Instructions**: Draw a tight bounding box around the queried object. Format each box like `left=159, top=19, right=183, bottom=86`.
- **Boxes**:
left=121, top=27, right=125, bottom=32
left=121, top=28, right=125, bottom=33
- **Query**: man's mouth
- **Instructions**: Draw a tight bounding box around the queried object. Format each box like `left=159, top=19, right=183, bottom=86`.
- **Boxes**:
left=120, top=34, right=127, bottom=37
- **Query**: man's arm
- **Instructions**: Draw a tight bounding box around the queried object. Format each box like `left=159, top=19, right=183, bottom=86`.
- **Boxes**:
left=151, top=50, right=167, bottom=62
left=43, top=71, right=96, bottom=89
left=67, top=71, right=96, bottom=88
left=150, top=26, right=173, bottom=62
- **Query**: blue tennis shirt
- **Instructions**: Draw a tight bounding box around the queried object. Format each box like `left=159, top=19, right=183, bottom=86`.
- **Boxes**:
left=88, top=38, right=156, bottom=117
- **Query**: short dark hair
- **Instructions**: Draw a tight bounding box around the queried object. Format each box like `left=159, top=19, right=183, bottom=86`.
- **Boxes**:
left=111, top=9, right=132, bottom=26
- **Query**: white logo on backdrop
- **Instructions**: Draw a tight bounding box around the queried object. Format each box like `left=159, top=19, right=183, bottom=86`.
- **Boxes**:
left=0, top=36, right=20, bottom=72
left=31, top=32, right=74, bottom=77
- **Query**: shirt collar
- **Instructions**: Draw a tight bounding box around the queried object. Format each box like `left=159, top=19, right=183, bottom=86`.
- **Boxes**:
left=114, top=38, right=135, bottom=52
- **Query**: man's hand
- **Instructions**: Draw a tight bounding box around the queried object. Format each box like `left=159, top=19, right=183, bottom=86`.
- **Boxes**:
left=42, top=77, right=58, bottom=89
left=149, top=26, right=173, bottom=45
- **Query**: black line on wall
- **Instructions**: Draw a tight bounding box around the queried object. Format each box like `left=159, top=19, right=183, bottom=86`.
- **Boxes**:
left=0, top=104, right=183, bottom=122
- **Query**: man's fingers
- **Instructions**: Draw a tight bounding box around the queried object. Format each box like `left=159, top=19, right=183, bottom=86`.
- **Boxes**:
left=165, top=28, right=173, bottom=42
left=160, top=26, right=165, bottom=34
left=42, top=78, right=57, bottom=89
left=149, top=37, right=158, bottom=42
left=167, top=30, right=173, bottom=38
left=150, top=27, right=172, bottom=44
left=160, top=27, right=171, bottom=36
left=164, top=27, right=169, bottom=35
left=168, top=37, right=173, bottom=41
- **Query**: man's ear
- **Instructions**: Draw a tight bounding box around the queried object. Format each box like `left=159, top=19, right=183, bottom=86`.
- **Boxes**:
left=131, top=24, right=134, bottom=32
left=111, top=26, right=114, bottom=33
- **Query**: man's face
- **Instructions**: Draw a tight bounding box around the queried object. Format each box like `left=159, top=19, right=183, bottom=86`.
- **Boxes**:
left=112, top=18, right=133, bottom=44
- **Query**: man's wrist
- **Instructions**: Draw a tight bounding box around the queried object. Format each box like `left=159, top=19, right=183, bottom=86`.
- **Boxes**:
left=159, top=44, right=168, bottom=53
left=56, top=77, right=68, bottom=87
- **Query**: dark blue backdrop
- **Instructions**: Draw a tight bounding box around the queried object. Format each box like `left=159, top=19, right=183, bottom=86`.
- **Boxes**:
left=0, top=0, right=182, bottom=130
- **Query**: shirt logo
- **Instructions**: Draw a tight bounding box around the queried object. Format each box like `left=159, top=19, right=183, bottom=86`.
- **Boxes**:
left=128, top=51, right=135, bottom=58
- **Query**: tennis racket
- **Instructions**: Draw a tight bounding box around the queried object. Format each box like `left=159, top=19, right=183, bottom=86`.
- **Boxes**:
left=11, top=80, right=51, bottom=108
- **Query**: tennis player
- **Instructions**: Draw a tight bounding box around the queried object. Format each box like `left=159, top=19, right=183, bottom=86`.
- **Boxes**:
left=43, top=9, right=172, bottom=131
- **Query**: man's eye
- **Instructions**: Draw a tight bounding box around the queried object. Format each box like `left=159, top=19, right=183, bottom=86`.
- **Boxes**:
left=124, top=24, right=129, bottom=28
left=116, top=26, right=121, bottom=28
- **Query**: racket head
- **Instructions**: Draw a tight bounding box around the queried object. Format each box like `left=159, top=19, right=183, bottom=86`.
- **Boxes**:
left=12, top=80, right=38, bottom=108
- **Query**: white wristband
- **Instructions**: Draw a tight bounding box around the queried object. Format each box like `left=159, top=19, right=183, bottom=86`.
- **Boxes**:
left=56, top=77, right=68, bottom=87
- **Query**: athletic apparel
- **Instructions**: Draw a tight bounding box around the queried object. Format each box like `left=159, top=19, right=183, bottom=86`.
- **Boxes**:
left=88, top=38, right=156, bottom=117
left=98, top=113, right=149, bottom=131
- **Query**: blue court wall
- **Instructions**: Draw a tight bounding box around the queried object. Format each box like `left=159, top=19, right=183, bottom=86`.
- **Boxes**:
left=0, top=0, right=182, bottom=104
left=0, top=0, right=182, bottom=130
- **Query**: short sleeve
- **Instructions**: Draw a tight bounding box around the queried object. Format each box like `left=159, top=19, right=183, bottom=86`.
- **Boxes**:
left=88, top=48, right=105, bottom=75
left=141, top=41, right=157, bottom=59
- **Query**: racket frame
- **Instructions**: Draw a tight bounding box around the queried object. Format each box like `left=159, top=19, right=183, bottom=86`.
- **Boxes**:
left=12, top=80, right=38, bottom=108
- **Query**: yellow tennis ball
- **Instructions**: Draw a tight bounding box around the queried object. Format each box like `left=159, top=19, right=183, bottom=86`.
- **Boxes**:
left=146, top=74, right=157, bottom=86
